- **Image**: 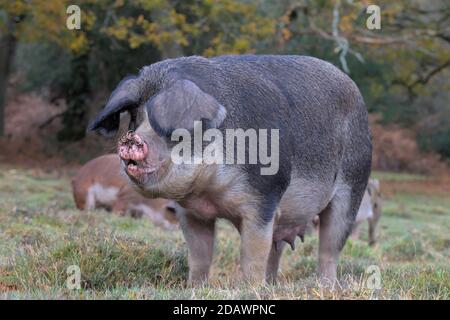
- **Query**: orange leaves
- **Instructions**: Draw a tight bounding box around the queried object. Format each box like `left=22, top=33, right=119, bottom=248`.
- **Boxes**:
left=281, top=28, right=292, bottom=41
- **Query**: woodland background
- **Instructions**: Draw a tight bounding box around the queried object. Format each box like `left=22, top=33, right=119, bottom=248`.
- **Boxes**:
left=0, top=0, right=449, bottom=173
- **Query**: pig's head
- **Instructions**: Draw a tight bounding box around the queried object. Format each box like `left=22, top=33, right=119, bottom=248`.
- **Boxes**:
left=87, top=75, right=227, bottom=198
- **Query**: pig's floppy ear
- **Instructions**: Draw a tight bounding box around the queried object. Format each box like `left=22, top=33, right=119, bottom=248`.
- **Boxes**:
left=87, top=76, right=140, bottom=137
left=146, top=79, right=226, bottom=136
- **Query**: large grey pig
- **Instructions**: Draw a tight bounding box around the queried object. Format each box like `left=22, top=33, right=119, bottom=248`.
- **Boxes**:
left=88, top=55, right=372, bottom=284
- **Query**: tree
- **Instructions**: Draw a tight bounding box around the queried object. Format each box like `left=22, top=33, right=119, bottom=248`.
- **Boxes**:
left=1, top=0, right=276, bottom=141
left=0, top=13, right=17, bottom=137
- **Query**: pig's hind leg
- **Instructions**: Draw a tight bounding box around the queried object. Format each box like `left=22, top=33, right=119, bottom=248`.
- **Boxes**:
left=266, top=241, right=286, bottom=284
left=318, top=185, right=359, bottom=283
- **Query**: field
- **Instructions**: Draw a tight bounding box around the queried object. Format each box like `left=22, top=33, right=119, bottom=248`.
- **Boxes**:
left=0, top=165, right=449, bottom=299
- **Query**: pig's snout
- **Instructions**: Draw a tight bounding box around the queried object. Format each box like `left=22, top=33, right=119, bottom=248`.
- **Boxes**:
left=118, top=131, right=148, bottom=161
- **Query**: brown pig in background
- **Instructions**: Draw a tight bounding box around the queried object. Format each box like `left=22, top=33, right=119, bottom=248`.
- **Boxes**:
left=72, top=154, right=177, bottom=230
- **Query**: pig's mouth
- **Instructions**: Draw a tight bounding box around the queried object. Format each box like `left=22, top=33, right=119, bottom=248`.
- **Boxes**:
left=124, top=158, right=159, bottom=177
left=121, top=151, right=165, bottom=184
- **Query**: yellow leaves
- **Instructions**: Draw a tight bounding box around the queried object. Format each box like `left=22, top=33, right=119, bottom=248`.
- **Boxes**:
left=3, top=0, right=28, bottom=16
left=12, top=0, right=73, bottom=48
left=138, top=0, right=165, bottom=11
left=234, top=38, right=250, bottom=52
left=203, top=35, right=254, bottom=56
left=176, top=34, right=189, bottom=47
left=103, top=16, right=134, bottom=42
left=0, top=0, right=93, bottom=56
left=203, top=47, right=216, bottom=57
left=170, top=11, right=186, bottom=26
left=107, top=25, right=128, bottom=41
left=118, top=16, right=135, bottom=29
left=2, top=0, right=277, bottom=57
left=114, top=0, right=125, bottom=8
left=212, top=35, right=222, bottom=47
left=69, top=33, right=88, bottom=54
left=194, top=0, right=275, bottom=56
left=82, top=10, right=96, bottom=31
left=104, top=17, right=135, bottom=42
left=180, top=22, right=197, bottom=36
left=340, top=14, right=353, bottom=32
left=136, top=14, right=145, bottom=25
left=128, top=35, right=144, bottom=49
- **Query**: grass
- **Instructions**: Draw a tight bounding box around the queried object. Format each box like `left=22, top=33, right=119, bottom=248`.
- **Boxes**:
left=0, top=167, right=449, bottom=299
left=370, top=171, right=428, bottom=182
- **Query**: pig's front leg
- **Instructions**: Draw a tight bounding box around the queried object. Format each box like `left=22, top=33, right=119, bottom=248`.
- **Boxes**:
left=178, top=212, right=216, bottom=285
left=240, top=216, right=274, bottom=284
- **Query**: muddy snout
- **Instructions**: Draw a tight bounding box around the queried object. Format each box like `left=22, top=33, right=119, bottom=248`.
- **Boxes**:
left=117, top=131, right=163, bottom=179
left=118, top=131, right=148, bottom=161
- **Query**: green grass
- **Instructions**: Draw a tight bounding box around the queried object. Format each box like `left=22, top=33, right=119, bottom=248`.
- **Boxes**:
left=0, top=166, right=449, bottom=299
left=370, top=171, right=428, bottom=182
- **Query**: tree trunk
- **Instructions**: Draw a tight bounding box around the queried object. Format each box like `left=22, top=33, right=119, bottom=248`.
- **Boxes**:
left=0, top=17, right=17, bottom=137
left=57, top=53, right=90, bottom=141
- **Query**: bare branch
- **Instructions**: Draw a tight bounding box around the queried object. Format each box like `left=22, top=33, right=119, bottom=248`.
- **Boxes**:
left=38, top=112, right=64, bottom=130
left=411, top=60, right=450, bottom=87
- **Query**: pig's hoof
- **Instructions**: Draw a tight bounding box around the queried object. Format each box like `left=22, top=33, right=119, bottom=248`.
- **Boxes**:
left=187, top=277, right=208, bottom=287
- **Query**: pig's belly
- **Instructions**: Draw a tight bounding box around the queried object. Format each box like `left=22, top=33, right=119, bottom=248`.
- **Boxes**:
left=274, top=176, right=334, bottom=244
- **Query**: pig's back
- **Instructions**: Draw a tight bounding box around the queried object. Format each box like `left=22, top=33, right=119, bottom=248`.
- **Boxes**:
left=75, top=154, right=123, bottom=186
left=211, top=55, right=367, bottom=178
left=210, top=54, right=364, bottom=129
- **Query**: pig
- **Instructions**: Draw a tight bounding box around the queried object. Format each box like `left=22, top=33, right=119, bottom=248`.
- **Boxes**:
left=87, top=55, right=372, bottom=284
left=311, top=179, right=382, bottom=245
left=72, top=154, right=177, bottom=230
left=351, top=179, right=382, bottom=245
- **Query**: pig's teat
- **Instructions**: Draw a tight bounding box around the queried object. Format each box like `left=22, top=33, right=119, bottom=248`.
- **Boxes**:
left=118, top=131, right=148, bottom=161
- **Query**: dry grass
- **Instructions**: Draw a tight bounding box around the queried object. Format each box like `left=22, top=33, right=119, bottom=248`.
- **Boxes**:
left=0, top=166, right=449, bottom=299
